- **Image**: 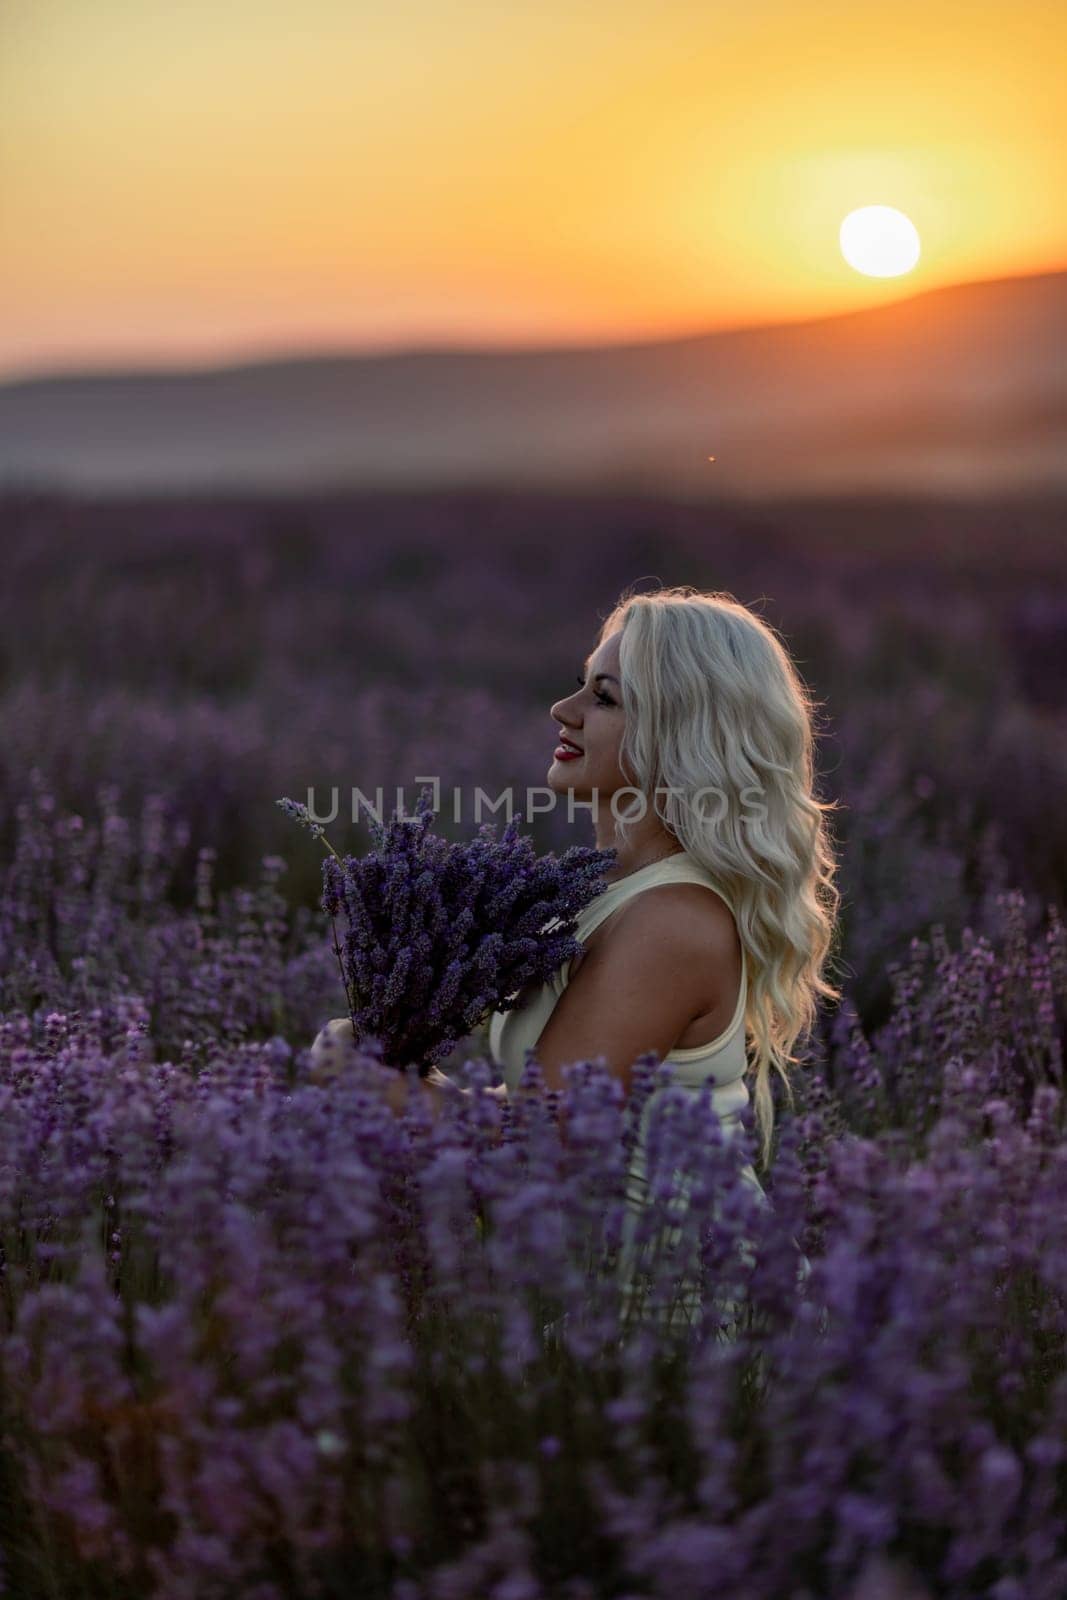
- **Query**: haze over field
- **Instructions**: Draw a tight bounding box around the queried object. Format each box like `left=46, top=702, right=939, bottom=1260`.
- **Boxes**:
left=2, top=267, right=1064, bottom=498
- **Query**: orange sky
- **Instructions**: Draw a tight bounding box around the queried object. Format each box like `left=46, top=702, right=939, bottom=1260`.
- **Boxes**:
left=2, top=0, right=1065, bottom=380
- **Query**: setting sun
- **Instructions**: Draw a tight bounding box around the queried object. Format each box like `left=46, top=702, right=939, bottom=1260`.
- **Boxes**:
left=839, top=206, right=922, bottom=277
left=2, top=0, right=1066, bottom=374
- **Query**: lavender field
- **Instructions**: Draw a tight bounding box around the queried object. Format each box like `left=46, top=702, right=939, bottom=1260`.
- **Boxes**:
left=1, top=486, right=1066, bottom=1599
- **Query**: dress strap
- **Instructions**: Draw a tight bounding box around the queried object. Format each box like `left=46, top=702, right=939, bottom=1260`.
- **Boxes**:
left=576, top=853, right=737, bottom=941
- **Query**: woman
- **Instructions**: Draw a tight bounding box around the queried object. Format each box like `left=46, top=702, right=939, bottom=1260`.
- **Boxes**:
left=313, top=583, right=840, bottom=1331
left=490, top=585, right=841, bottom=1151
left=484, top=584, right=841, bottom=1331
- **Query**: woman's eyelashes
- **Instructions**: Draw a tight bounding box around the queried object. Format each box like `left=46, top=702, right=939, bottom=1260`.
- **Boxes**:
left=575, top=673, right=615, bottom=707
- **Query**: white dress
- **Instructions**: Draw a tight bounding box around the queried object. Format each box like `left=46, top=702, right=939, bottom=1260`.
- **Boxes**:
left=487, top=850, right=773, bottom=1336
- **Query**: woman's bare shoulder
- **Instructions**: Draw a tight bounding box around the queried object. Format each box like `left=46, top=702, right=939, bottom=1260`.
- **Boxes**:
left=595, top=880, right=738, bottom=958
left=592, top=883, right=742, bottom=1011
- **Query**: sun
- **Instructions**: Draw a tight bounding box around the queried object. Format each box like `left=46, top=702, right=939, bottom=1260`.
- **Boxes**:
left=839, top=205, right=921, bottom=278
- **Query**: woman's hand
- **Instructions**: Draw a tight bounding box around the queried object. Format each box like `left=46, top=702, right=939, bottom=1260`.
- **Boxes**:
left=423, top=1065, right=507, bottom=1098
left=425, top=1065, right=509, bottom=1104
left=308, top=1021, right=457, bottom=1119
left=423, top=1064, right=463, bottom=1094
left=307, top=1017, right=357, bottom=1085
left=381, top=1063, right=509, bottom=1121
left=308, top=1020, right=508, bottom=1116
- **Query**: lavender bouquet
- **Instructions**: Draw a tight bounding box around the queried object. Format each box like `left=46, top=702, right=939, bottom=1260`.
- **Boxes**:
left=278, top=785, right=616, bottom=1075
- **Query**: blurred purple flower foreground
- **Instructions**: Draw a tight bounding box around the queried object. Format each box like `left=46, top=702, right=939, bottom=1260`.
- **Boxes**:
left=1, top=761, right=1067, bottom=1597
left=278, top=786, right=616, bottom=1074
left=2, top=998, right=1067, bottom=1600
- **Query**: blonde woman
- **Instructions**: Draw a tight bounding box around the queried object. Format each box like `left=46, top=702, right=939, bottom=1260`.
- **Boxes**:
left=311, top=583, right=840, bottom=1329
left=483, top=583, right=841, bottom=1331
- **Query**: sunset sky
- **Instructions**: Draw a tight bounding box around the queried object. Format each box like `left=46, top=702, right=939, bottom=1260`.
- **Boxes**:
left=2, top=0, right=1065, bottom=380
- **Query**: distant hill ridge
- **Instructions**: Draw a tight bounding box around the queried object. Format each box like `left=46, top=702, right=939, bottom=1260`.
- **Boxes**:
left=2, top=267, right=1064, bottom=498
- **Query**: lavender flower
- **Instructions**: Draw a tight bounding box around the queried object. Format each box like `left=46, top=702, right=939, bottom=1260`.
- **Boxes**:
left=279, top=786, right=616, bottom=1073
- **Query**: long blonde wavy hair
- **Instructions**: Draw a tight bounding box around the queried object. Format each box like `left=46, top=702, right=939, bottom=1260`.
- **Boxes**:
left=597, top=584, right=844, bottom=1169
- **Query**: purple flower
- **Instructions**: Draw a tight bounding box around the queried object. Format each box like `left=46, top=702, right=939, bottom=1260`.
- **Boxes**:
left=280, top=785, right=616, bottom=1073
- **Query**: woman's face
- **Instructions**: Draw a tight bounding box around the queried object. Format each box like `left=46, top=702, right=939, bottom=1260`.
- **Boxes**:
left=548, top=631, right=630, bottom=804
